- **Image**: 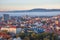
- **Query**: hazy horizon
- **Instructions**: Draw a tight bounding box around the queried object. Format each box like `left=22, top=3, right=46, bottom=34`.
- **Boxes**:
left=0, top=12, right=60, bottom=16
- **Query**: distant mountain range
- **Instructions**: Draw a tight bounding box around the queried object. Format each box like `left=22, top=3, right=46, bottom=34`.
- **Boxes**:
left=0, top=8, right=60, bottom=13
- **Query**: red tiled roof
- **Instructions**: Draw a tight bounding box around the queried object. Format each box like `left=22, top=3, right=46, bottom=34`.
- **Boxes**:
left=57, top=22, right=60, bottom=27
left=8, top=25, right=16, bottom=28
left=0, top=32, right=11, bottom=38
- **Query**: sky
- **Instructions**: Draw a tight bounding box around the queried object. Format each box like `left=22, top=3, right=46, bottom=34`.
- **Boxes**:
left=0, top=0, right=60, bottom=11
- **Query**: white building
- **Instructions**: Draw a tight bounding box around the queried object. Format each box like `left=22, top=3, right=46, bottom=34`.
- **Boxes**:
left=1, top=28, right=22, bottom=34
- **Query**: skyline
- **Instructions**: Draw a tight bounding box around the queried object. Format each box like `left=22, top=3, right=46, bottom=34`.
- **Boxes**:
left=0, top=0, right=60, bottom=11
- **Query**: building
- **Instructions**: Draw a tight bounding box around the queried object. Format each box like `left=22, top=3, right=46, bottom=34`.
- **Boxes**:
left=0, top=25, right=21, bottom=34
left=0, top=27, right=22, bottom=34
left=3, top=14, right=10, bottom=22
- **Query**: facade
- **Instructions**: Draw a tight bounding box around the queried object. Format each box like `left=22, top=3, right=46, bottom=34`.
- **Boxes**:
left=1, top=28, right=22, bottom=34
left=3, top=14, right=10, bottom=22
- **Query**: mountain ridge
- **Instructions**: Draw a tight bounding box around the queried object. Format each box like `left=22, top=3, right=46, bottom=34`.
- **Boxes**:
left=0, top=8, right=60, bottom=13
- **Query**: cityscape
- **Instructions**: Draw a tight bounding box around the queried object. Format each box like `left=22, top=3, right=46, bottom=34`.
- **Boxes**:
left=0, top=0, right=60, bottom=40
left=0, top=14, right=60, bottom=40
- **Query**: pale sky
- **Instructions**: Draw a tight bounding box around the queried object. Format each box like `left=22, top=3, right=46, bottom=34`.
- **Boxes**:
left=0, top=0, right=60, bottom=11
